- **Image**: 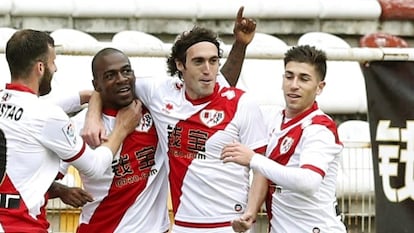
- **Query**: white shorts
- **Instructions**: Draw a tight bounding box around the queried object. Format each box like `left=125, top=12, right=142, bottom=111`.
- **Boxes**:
left=171, top=224, right=253, bottom=233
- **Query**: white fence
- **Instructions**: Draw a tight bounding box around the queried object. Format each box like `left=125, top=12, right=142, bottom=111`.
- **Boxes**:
left=337, top=120, right=375, bottom=233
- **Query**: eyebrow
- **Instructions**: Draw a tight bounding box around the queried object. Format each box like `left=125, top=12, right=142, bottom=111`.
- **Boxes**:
left=285, top=71, right=311, bottom=77
left=104, top=64, right=131, bottom=73
left=191, top=55, right=219, bottom=60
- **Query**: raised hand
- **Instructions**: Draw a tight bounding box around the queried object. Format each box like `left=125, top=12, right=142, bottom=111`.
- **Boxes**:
left=233, top=6, right=257, bottom=46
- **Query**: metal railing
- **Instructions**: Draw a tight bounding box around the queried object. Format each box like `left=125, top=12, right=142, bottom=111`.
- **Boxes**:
left=337, top=141, right=375, bottom=233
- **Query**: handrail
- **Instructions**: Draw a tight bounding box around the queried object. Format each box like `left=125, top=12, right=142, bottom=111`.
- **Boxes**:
left=10, top=44, right=413, bottom=62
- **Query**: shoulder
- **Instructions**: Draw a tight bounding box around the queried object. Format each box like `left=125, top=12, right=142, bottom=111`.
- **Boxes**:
left=262, top=105, right=284, bottom=127
left=218, top=85, right=246, bottom=101
left=310, top=113, right=338, bottom=133
left=136, top=75, right=181, bottom=88
left=70, top=108, right=87, bottom=128
left=304, top=112, right=341, bottom=143
left=136, top=76, right=183, bottom=95
left=38, top=99, right=68, bottom=117
left=301, top=109, right=337, bottom=129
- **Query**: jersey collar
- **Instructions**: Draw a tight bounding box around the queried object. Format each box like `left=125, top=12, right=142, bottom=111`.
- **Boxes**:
left=103, top=108, right=118, bottom=117
left=281, top=102, right=319, bottom=130
left=185, top=83, right=219, bottom=105
left=5, top=83, right=36, bottom=94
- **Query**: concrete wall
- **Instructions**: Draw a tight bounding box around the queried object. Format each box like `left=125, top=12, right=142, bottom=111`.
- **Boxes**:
left=0, top=0, right=413, bottom=46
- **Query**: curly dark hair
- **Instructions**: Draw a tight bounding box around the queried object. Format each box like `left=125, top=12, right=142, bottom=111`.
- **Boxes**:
left=166, top=26, right=222, bottom=78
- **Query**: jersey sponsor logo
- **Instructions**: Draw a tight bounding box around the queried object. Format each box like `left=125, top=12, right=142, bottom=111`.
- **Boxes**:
left=170, top=150, right=207, bottom=160
left=137, top=112, right=153, bottom=132
left=199, top=109, right=224, bottom=128
left=0, top=103, right=23, bottom=121
left=167, top=124, right=208, bottom=160
left=114, top=168, right=158, bottom=188
left=0, top=193, right=20, bottom=209
left=62, top=121, right=76, bottom=147
left=280, top=136, right=294, bottom=154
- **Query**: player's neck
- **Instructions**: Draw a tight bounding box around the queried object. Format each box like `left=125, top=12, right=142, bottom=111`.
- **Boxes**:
left=10, top=78, right=38, bottom=95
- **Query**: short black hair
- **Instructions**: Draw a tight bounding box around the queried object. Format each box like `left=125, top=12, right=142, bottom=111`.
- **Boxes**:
left=284, top=45, right=327, bottom=81
left=91, top=47, right=129, bottom=80
left=6, top=29, right=54, bottom=79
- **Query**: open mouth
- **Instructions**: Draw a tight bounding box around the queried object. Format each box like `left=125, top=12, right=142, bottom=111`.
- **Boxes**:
left=200, top=79, right=213, bottom=84
left=287, top=93, right=300, bottom=99
left=118, top=86, right=131, bottom=93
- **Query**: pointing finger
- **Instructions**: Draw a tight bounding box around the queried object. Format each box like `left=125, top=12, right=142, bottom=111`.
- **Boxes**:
left=236, top=6, right=244, bottom=22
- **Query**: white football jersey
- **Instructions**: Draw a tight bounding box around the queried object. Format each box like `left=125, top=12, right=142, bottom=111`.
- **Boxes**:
left=65, top=108, right=170, bottom=233
left=264, top=103, right=346, bottom=233
left=40, top=89, right=82, bottom=114
left=136, top=76, right=267, bottom=232
left=0, top=84, right=113, bottom=232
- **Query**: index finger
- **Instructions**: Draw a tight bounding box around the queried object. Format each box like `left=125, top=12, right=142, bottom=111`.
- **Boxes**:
left=236, top=6, right=244, bottom=22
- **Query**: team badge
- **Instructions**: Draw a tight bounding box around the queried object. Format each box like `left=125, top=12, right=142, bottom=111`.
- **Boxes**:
left=199, top=109, right=224, bottom=128
left=279, top=136, right=294, bottom=154
left=62, top=121, right=76, bottom=147
left=137, top=112, right=153, bottom=132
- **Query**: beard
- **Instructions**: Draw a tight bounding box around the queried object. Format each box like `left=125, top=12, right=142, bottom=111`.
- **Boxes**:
left=38, top=66, right=53, bottom=96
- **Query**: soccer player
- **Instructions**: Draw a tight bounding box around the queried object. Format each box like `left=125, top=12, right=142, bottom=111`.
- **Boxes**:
left=0, top=29, right=140, bottom=232
left=84, top=7, right=268, bottom=233
left=72, top=6, right=259, bottom=233
left=221, top=45, right=347, bottom=233
left=60, top=47, right=170, bottom=232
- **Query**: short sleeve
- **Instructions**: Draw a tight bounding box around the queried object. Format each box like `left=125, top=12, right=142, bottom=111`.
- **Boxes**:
left=39, top=105, right=84, bottom=161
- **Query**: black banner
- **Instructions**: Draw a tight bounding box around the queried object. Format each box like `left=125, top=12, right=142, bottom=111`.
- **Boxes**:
left=361, top=61, right=414, bottom=233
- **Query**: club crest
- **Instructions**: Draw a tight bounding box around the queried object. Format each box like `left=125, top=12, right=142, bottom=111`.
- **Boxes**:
left=137, top=112, right=153, bottom=132
left=280, top=136, right=294, bottom=154
left=199, top=109, right=224, bottom=128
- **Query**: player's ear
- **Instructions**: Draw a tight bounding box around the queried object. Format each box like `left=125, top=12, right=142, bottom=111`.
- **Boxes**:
left=35, top=61, right=44, bottom=76
left=176, top=59, right=185, bottom=72
left=316, top=81, right=325, bottom=95
left=92, top=79, right=101, bottom=92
